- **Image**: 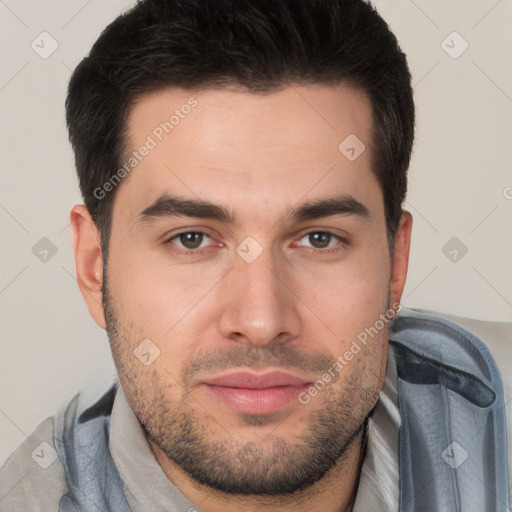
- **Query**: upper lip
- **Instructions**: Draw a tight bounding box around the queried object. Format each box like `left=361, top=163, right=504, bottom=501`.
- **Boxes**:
left=201, top=370, right=312, bottom=389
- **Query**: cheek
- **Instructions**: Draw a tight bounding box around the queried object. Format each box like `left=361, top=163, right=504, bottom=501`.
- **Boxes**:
left=297, top=249, right=390, bottom=333
left=105, top=241, right=223, bottom=375
left=292, top=244, right=391, bottom=393
left=107, top=236, right=214, bottom=325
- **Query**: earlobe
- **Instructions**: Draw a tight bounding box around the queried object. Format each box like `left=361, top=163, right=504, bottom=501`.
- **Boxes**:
left=70, top=205, right=106, bottom=329
left=389, top=211, right=413, bottom=308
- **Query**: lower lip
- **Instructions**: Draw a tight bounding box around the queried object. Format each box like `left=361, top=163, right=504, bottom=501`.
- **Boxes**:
left=203, top=384, right=309, bottom=415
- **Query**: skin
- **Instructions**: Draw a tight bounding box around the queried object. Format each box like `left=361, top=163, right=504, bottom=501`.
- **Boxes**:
left=71, top=83, right=412, bottom=511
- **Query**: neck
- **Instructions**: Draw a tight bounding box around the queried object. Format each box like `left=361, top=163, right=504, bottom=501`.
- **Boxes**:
left=149, top=425, right=367, bottom=512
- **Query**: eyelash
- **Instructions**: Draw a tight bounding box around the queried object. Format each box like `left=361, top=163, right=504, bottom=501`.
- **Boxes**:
left=164, top=230, right=348, bottom=255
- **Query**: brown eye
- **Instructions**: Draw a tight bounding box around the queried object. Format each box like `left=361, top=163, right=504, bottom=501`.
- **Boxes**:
left=298, top=231, right=341, bottom=250
left=167, top=231, right=213, bottom=252
left=308, top=232, right=332, bottom=249
left=178, top=232, right=205, bottom=249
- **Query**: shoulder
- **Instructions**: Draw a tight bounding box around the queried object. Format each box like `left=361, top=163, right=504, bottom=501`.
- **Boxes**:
left=0, top=381, right=120, bottom=512
left=0, top=416, right=69, bottom=511
left=409, top=308, right=512, bottom=398
left=396, top=307, right=512, bottom=506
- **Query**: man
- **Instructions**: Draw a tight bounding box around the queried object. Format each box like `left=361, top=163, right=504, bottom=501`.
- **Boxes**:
left=0, top=0, right=510, bottom=511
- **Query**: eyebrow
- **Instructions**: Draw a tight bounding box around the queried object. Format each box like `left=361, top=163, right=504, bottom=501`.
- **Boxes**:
left=137, top=193, right=370, bottom=226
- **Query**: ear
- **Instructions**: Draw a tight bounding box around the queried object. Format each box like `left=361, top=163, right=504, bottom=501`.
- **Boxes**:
left=389, top=211, right=413, bottom=308
left=70, top=205, right=106, bottom=329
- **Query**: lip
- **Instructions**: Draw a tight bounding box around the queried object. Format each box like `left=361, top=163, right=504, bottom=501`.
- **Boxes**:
left=200, top=370, right=312, bottom=415
left=203, top=370, right=311, bottom=389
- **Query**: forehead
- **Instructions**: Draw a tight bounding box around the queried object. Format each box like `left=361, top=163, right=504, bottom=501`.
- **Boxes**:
left=114, top=83, right=380, bottom=228
left=126, top=83, right=372, bottom=158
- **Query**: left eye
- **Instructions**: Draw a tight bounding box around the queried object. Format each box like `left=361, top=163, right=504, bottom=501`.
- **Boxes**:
left=297, top=231, right=341, bottom=249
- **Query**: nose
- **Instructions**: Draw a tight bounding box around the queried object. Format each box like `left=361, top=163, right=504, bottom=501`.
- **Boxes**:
left=218, top=242, right=302, bottom=348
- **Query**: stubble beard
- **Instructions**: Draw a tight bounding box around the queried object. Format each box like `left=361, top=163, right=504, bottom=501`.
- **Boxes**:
left=102, top=275, right=382, bottom=496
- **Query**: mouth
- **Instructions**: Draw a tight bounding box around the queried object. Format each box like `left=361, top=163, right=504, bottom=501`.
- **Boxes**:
left=200, top=370, right=313, bottom=415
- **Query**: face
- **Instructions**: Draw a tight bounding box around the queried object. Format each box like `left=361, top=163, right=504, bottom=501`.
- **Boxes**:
left=74, top=83, right=411, bottom=496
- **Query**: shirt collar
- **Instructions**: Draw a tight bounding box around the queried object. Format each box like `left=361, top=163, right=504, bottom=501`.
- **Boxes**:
left=352, top=343, right=400, bottom=511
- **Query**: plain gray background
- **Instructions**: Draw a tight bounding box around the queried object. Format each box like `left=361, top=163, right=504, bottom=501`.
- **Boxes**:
left=1, top=0, right=511, bottom=466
